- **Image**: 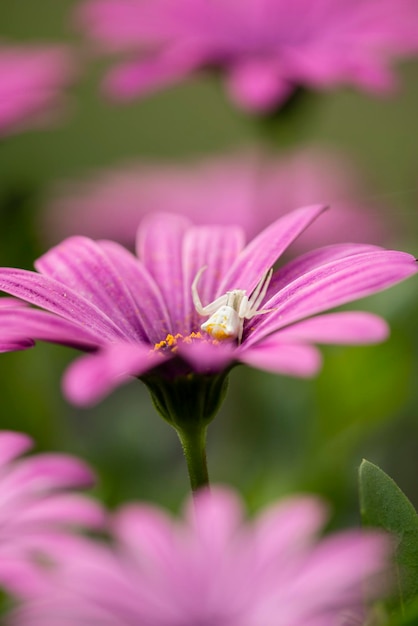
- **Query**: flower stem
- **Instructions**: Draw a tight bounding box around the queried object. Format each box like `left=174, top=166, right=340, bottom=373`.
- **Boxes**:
left=176, top=425, right=210, bottom=492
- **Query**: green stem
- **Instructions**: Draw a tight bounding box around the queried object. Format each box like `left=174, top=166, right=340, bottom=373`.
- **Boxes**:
left=176, top=425, right=209, bottom=492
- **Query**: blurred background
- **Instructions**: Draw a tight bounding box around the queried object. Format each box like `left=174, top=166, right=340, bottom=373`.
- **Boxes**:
left=1, top=0, right=417, bottom=525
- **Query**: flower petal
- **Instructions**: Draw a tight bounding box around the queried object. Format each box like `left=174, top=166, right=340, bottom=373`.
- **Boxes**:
left=0, top=432, right=33, bottom=468
left=35, top=236, right=146, bottom=342
left=63, top=342, right=167, bottom=406
left=0, top=268, right=127, bottom=341
left=238, top=338, right=322, bottom=377
left=0, top=308, right=100, bottom=350
left=226, top=60, right=293, bottom=112
left=15, top=494, right=105, bottom=529
left=104, top=44, right=204, bottom=100
left=0, top=454, right=96, bottom=497
left=98, top=240, right=171, bottom=342
left=247, top=250, right=418, bottom=345
left=265, top=243, right=383, bottom=301
left=176, top=340, right=235, bottom=374
left=276, top=312, right=389, bottom=344
left=182, top=225, right=245, bottom=332
left=137, top=213, right=191, bottom=333
left=220, top=204, right=327, bottom=295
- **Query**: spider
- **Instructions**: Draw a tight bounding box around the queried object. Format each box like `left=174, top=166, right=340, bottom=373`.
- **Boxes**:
left=191, top=266, right=274, bottom=344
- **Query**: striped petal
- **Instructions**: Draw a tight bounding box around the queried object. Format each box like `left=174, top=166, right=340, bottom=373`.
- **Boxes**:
left=219, top=204, right=327, bottom=295
left=275, top=312, right=389, bottom=344
left=98, top=240, right=171, bottom=342
left=0, top=269, right=127, bottom=341
left=0, top=308, right=100, bottom=350
left=137, top=213, right=191, bottom=333
left=246, top=250, right=417, bottom=346
left=35, top=236, right=146, bottom=342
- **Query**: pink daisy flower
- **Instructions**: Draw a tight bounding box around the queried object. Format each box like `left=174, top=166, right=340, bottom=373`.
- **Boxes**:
left=44, top=148, right=389, bottom=248
left=77, top=0, right=418, bottom=111
left=8, top=487, right=389, bottom=626
left=0, top=207, right=415, bottom=486
left=0, top=430, right=104, bottom=597
left=0, top=205, right=415, bottom=405
left=0, top=43, right=74, bottom=136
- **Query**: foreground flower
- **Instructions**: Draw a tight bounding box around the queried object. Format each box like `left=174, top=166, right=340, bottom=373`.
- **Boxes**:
left=8, top=487, right=389, bottom=626
left=45, top=148, right=388, bottom=248
left=77, top=0, right=418, bottom=111
left=0, top=430, right=104, bottom=596
left=0, top=43, right=74, bottom=136
left=0, top=206, right=416, bottom=487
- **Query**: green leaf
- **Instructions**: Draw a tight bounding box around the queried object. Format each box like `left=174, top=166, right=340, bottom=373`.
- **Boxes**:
left=359, top=459, right=418, bottom=607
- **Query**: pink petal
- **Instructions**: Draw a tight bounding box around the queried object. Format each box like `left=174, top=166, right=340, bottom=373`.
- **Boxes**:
left=114, top=504, right=178, bottom=567
left=239, top=338, right=322, bottom=377
left=226, top=60, right=293, bottom=112
left=137, top=213, right=191, bottom=333
left=98, top=240, right=171, bottom=343
left=15, top=494, right=105, bottom=529
left=265, top=243, right=383, bottom=301
left=220, top=204, right=327, bottom=296
left=248, top=250, right=418, bottom=345
left=0, top=268, right=127, bottom=342
left=254, top=497, right=328, bottom=566
left=35, top=237, right=146, bottom=342
left=104, top=44, right=203, bottom=100
left=0, top=308, right=100, bottom=350
left=0, top=454, right=95, bottom=502
left=0, top=431, right=33, bottom=467
left=276, top=311, right=389, bottom=344
left=63, top=342, right=167, bottom=406
left=176, top=339, right=235, bottom=374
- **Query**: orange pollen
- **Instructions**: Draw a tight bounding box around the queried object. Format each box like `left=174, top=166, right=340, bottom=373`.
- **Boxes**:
left=153, top=331, right=204, bottom=353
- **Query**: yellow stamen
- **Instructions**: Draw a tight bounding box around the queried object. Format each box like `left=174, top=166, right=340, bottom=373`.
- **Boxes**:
left=153, top=331, right=204, bottom=352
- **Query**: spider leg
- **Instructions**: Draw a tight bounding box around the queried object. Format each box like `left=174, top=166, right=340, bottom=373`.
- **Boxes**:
left=246, top=268, right=273, bottom=317
left=192, top=266, right=228, bottom=315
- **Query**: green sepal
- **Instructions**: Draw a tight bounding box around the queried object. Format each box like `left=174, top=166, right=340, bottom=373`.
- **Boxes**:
left=359, top=459, right=418, bottom=607
left=142, top=372, right=230, bottom=491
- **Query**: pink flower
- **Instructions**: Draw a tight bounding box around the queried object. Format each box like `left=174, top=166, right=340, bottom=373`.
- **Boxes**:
left=45, top=149, right=389, bottom=249
left=77, top=0, right=418, bottom=111
left=8, top=487, right=389, bottom=625
left=0, top=206, right=415, bottom=411
left=0, top=43, right=74, bottom=136
left=0, top=430, right=104, bottom=596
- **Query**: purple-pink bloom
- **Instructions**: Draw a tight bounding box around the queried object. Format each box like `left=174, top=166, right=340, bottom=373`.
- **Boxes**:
left=0, top=430, right=104, bottom=597
left=8, top=487, right=389, bottom=625
left=44, top=148, right=389, bottom=249
left=77, top=0, right=418, bottom=111
left=0, top=206, right=416, bottom=409
left=0, top=43, right=74, bottom=136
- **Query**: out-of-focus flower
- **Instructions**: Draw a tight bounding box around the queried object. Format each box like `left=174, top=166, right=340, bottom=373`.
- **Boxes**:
left=0, top=430, right=104, bottom=596
left=45, top=148, right=389, bottom=249
left=77, top=0, right=418, bottom=111
left=0, top=206, right=415, bottom=412
left=0, top=43, right=74, bottom=136
left=8, top=487, right=390, bottom=625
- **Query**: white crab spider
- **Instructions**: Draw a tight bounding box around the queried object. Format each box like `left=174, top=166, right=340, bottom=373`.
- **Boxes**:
left=192, top=266, right=274, bottom=344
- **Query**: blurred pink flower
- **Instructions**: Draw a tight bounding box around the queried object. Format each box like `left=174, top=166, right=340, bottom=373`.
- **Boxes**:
left=0, top=43, right=74, bottom=136
left=77, top=0, right=418, bottom=111
left=9, top=487, right=389, bottom=625
left=45, top=149, right=389, bottom=251
left=0, top=206, right=415, bottom=408
left=0, top=430, right=104, bottom=596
